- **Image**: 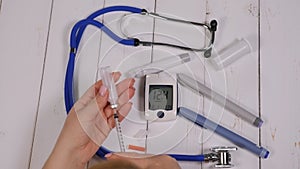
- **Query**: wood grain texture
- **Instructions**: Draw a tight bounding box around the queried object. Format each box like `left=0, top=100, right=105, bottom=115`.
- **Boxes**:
left=151, top=1, right=206, bottom=169
left=29, top=1, right=105, bottom=169
left=88, top=0, right=156, bottom=168
left=0, top=0, right=52, bottom=168
left=261, top=0, right=300, bottom=168
left=1, top=0, right=299, bottom=169
left=203, top=1, right=260, bottom=168
left=0, top=0, right=2, bottom=13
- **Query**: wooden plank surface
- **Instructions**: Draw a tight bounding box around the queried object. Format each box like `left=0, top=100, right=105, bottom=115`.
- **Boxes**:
left=203, top=1, right=261, bottom=168
left=1, top=0, right=300, bottom=169
left=260, top=0, right=300, bottom=168
left=29, top=1, right=105, bottom=169
left=0, top=0, right=52, bottom=169
left=89, top=0, right=154, bottom=167
left=150, top=1, right=206, bottom=169
left=88, top=0, right=156, bottom=167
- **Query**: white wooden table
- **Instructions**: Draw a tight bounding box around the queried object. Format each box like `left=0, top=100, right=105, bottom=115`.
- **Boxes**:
left=1, top=0, right=299, bottom=169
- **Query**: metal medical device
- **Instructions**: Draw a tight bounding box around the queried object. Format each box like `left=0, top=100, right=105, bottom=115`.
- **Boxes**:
left=64, top=5, right=269, bottom=164
left=177, top=73, right=263, bottom=127
left=140, top=72, right=268, bottom=158
left=119, top=12, right=217, bottom=58
left=178, top=107, right=269, bottom=159
left=68, top=6, right=217, bottom=59
left=64, top=5, right=217, bottom=159
left=99, top=66, right=125, bottom=152
left=170, top=147, right=237, bottom=168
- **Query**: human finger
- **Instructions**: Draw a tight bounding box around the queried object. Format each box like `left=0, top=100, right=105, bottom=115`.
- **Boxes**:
left=94, top=86, right=109, bottom=110
left=107, top=102, right=133, bottom=128
left=88, top=159, right=141, bottom=169
left=102, top=86, right=135, bottom=119
left=105, top=153, right=152, bottom=169
left=106, top=153, right=180, bottom=169
left=75, top=99, right=111, bottom=146
left=76, top=72, right=120, bottom=110
left=76, top=72, right=121, bottom=107
left=94, top=72, right=121, bottom=95
left=106, top=152, right=153, bottom=159
left=116, top=78, right=135, bottom=95
left=117, top=87, right=135, bottom=108
left=103, top=105, right=114, bottom=120
left=117, top=102, right=133, bottom=121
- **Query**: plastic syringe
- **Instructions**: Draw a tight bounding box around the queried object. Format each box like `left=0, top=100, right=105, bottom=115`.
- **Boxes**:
left=177, top=73, right=263, bottom=128
left=100, top=66, right=125, bottom=152
left=126, top=53, right=193, bottom=78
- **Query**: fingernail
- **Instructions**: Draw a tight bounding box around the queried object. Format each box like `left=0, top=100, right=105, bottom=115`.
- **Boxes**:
left=99, top=85, right=107, bottom=96
left=131, top=78, right=135, bottom=85
left=105, top=153, right=112, bottom=158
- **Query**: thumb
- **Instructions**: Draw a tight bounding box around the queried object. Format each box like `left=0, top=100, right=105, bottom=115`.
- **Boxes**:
left=96, top=85, right=109, bottom=110
left=106, top=152, right=153, bottom=159
left=105, top=152, right=152, bottom=169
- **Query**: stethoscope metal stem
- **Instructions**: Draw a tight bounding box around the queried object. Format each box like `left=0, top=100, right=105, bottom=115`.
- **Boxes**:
left=65, top=5, right=219, bottom=161
left=125, top=9, right=218, bottom=57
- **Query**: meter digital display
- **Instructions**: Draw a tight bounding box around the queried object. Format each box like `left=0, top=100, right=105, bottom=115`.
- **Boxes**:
left=145, top=73, right=177, bottom=121
left=149, top=85, right=173, bottom=110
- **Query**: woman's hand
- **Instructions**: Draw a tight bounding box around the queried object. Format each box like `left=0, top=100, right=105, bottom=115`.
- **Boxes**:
left=43, top=72, right=135, bottom=169
left=104, top=152, right=181, bottom=169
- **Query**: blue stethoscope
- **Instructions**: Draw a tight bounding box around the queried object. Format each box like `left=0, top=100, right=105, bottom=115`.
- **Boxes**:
left=64, top=5, right=247, bottom=166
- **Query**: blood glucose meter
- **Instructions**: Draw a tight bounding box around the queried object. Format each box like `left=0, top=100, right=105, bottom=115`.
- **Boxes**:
left=145, top=73, right=177, bottom=121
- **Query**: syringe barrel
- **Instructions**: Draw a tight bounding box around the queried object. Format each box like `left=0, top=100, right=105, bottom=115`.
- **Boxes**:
left=209, top=38, right=252, bottom=70
left=99, top=67, right=126, bottom=152
left=114, top=113, right=125, bottom=152
left=178, top=107, right=269, bottom=159
left=99, top=66, right=119, bottom=107
left=127, top=53, right=192, bottom=78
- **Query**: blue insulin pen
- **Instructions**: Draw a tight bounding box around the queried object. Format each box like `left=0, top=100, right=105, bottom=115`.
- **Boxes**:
left=178, top=107, right=269, bottom=159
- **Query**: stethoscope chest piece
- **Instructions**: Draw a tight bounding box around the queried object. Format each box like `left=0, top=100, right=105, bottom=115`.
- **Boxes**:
left=207, top=147, right=237, bottom=168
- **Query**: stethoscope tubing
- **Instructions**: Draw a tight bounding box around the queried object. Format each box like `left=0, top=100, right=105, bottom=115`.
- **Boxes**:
left=73, top=6, right=142, bottom=49
left=65, top=5, right=210, bottom=162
